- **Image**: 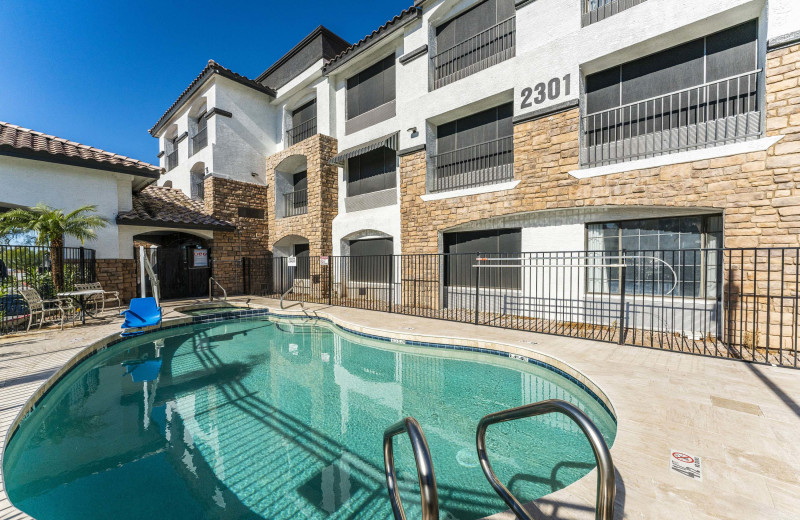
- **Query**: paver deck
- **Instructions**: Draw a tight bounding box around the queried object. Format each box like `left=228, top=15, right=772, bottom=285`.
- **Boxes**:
left=1, top=297, right=799, bottom=519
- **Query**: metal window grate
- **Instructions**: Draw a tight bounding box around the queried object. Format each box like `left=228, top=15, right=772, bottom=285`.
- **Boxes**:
left=431, top=17, right=515, bottom=90
left=191, top=127, right=208, bottom=155
left=581, top=70, right=762, bottom=168
left=166, top=150, right=178, bottom=171
left=286, top=117, right=318, bottom=147
left=283, top=189, right=308, bottom=217
left=431, top=136, right=514, bottom=192
left=583, top=0, right=648, bottom=25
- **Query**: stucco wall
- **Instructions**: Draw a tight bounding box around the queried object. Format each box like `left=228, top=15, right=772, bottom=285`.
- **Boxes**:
left=0, top=155, right=136, bottom=259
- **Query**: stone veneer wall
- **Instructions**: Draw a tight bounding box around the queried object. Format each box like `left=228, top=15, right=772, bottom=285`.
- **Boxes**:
left=204, top=176, right=270, bottom=295
left=266, top=134, right=339, bottom=257
left=95, top=259, right=137, bottom=304
left=401, top=44, right=800, bottom=252
left=399, top=44, right=800, bottom=347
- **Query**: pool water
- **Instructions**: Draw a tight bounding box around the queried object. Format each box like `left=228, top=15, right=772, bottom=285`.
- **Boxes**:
left=3, top=318, right=616, bottom=520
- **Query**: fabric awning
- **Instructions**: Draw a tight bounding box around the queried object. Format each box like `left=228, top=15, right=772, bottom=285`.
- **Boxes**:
left=329, top=132, right=399, bottom=166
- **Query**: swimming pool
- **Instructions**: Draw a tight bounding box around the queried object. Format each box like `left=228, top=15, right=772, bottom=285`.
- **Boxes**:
left=2, top=316, right=616, bottom=519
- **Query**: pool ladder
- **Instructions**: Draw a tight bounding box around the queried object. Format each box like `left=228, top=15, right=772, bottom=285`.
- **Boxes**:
left=383, top=399, right=616, bottom=520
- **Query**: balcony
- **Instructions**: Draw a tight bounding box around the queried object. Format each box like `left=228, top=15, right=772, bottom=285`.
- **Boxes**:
left=286, top=117, right=317, bottom=147
left=166, top=150, right=178, bottom=171
left=191, top=127, right=208, bottom=155
left=583, top=0, right=648, bottom=26
left=581, top=70, right=762, bottom=168
left=431, top=17, right=515, bottom=90
left=430, top=136, right=514, bottom=193
left=283, top=189, right=308, bottom=218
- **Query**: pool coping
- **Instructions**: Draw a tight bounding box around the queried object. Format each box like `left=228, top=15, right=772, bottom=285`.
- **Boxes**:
left=3, top=305, right=616, bottom=456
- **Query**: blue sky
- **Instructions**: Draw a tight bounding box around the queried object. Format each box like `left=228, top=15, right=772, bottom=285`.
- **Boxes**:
left=0, top=0, right=411, bottom=164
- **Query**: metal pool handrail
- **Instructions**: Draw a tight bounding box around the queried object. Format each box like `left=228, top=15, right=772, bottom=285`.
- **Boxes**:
left=383, top=417, right=439, bottom=520
left=476, top=399, right=616, bottom=520
left=209, top=277, right=227, bottom=302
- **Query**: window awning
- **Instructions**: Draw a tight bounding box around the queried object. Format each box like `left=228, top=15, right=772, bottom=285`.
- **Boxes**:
left=329, top=132, right=399, bottom=166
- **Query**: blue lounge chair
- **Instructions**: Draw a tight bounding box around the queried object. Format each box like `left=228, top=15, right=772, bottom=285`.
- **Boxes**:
left=120, top=298, right=162, bottom=337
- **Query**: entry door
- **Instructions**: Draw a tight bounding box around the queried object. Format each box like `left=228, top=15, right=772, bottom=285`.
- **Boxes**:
left=155, top=247, right=211, bottom=300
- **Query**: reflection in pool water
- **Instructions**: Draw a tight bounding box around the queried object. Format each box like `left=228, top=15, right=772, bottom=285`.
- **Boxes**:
left=3, top=318, right=616, bottom=519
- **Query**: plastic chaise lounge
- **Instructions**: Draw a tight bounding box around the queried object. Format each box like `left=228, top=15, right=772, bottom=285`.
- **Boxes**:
left=120, top=297, right=162, bottom=337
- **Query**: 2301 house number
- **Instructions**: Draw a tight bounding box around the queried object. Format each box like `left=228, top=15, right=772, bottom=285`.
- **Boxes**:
left=521, top=74, right=571, bottom=108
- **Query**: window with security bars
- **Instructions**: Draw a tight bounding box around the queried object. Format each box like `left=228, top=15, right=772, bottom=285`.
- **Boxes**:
left=582, top=20, right=761, bottom=167
left=190, top=172, right=205, bottom=200
left=586, top=215, right=723, bottom=298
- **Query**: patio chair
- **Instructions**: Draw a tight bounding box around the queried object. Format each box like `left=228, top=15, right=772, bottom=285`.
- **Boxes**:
left=19, top=288, right=75, bottom=332
left=76, top=282, right=121, bottom=314
left=120, top=297, right=162, bottom=337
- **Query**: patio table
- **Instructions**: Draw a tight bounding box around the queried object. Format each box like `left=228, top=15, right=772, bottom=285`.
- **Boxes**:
left=56, top=289, right=104, bottom=325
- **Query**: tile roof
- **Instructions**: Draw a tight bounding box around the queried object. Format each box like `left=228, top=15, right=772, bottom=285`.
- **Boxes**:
left=117, top=185, right=234, bottom=230
left=0, top=120, right=161, bottom=178
left=323, top=6, right=422, bottom=73
left=149, top=60, right=277, bottom=137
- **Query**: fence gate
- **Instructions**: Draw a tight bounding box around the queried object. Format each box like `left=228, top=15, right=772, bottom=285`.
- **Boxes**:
left=152, top=246, right=210, bottom=300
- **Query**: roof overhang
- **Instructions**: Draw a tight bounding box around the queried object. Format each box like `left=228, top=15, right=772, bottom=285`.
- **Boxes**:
left=0, top=145, right=161, bottom=181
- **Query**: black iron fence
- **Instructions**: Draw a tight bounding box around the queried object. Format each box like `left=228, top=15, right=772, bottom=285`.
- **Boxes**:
left=0, top=245, right=96, bottom=334
left=244, top=248, right=800, bottom=369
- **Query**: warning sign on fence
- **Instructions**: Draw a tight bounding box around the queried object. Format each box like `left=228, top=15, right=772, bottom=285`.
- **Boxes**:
left=287, top=256, right=297, bottom=267
left=320, top=256, right=329, bottom=266
left=670, top=450, right=702, bottom=481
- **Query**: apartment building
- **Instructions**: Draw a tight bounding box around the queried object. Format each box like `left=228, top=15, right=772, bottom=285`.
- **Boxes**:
left=149, top=0, right=800, bottom=305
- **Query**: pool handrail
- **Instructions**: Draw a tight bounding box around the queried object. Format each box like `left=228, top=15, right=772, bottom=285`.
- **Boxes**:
left=383, top=417, right=439, bottom=520
left=209, top=277, right=227, bottom=302
left=476, top=399, right=616, bottom=520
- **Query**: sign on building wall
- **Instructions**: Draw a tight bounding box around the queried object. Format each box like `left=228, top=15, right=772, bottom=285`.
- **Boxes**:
left=193, top=249, right=209, bottom=268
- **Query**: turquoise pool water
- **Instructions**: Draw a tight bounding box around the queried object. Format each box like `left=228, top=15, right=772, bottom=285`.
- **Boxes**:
left=3, top=317, right=616, bottom=519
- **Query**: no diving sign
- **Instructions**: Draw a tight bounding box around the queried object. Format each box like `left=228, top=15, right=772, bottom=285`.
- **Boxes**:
left=670, top=450, right=702, bottom=481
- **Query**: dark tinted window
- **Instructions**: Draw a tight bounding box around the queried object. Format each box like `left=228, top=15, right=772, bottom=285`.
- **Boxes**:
left=350, top=238, right=393, bottom=283
left=293, top=243, right=310, bottom=280
left=346, top=55, right=396, bottom=120
left=435, top=0, right=514, bottom=49
left=444, top=228, right=521, bottom=289
left=347, top=148, right=396, bottom=197
left=585, top=20, right=758, bottom=112
left=292, top=99, right=317, bottom=127
left=293, top=171, right=308, bottom=191
left=437, top=103, right=513, bottom=153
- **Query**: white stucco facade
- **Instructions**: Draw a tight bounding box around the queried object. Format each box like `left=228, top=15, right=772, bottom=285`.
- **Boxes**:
left=0, top=155, right=138, bottom=259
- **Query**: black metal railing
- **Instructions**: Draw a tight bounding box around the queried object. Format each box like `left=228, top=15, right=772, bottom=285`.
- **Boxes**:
left=431, top=17, right=515, bottom=89
left=582, top=70, right=762, bottom=167
left=244, top=248, right=800, bottom=369
left=283, top=189, right=308, bottom=218
left=286, top=117, right=317, bottom=147
left=583, top=0, right=648, bottom=25
left=166, top=150, right=179, bottom=171
left=430, top=136, right=514, bottom=192
left=191, top=127, right=208, bottom=155
left=0, top=245, right=96, bottom=334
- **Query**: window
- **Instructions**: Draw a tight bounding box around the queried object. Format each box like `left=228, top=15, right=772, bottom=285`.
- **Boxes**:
left=166, top=136, right=179, bottom=171
left=293, top=243, right=310, bottom=280
left=347, top=148, right=397, bottom=197
left=433, top=103, right=514, bottom=192
left=349, top=238, right=393, bottom=283
left=238, top=207, right=265, bottom=219
left=191, top=113, right=207, bottom=154
left=432, top=0, right=515, bottom=88
left=284, top=171, right=308, bottom=217
left=587, top=215, right=722, bottom=298
left=444, top=228, right=521, bottom=289
left=583, top=21, right=760, bottom=166
left=288, top=99, right=317, bottom=146
left=346, top=55, right=396, bottom=120
left=190, top=172, right=204, bottom=200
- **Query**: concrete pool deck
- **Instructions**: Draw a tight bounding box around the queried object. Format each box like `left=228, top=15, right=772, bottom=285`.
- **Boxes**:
left=1, top=297, right=799, bottom=519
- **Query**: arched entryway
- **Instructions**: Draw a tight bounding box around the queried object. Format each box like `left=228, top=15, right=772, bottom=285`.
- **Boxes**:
left=133, top=231, right=211, bottom=300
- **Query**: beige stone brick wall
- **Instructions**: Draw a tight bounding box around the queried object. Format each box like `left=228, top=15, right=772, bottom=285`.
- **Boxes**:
left=266, top=134, right=339, bottom=257
left=203, top=176, right=270, bottom=295
left=95, top=259, right=137, bottom=304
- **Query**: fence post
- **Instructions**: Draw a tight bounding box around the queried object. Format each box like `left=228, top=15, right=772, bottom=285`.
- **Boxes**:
left=474, top=255, right=481, bottom=325
left=79, top=247, right=86, bottom=284
left=389, top=255, right=394, bottom=313
left=618, top=259, right=626, bottom=345
left=328, top=258, right=332, bottom=306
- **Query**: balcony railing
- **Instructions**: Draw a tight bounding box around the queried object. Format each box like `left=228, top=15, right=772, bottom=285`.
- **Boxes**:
left=581, top=70, right=762, bottom=168
left=583, top=0, right=648, bottom=26
left=431, top=136, right=514, bottom=193
left=283, top=189, right=308, bottom=218
left=286, top=117, right=317, bottom=147
left=191, top=127, right=208, bottom=155
left=431, top=17, right=515, bottom=90
left=166, top=150, right=178, bottom=171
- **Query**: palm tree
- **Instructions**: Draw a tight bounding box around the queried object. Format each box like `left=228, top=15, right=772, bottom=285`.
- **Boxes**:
left=0, top=204, right=107, bottom=291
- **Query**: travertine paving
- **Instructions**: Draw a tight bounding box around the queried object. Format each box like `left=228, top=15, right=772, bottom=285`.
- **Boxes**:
left=1, top=298, right=799, bottom=520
